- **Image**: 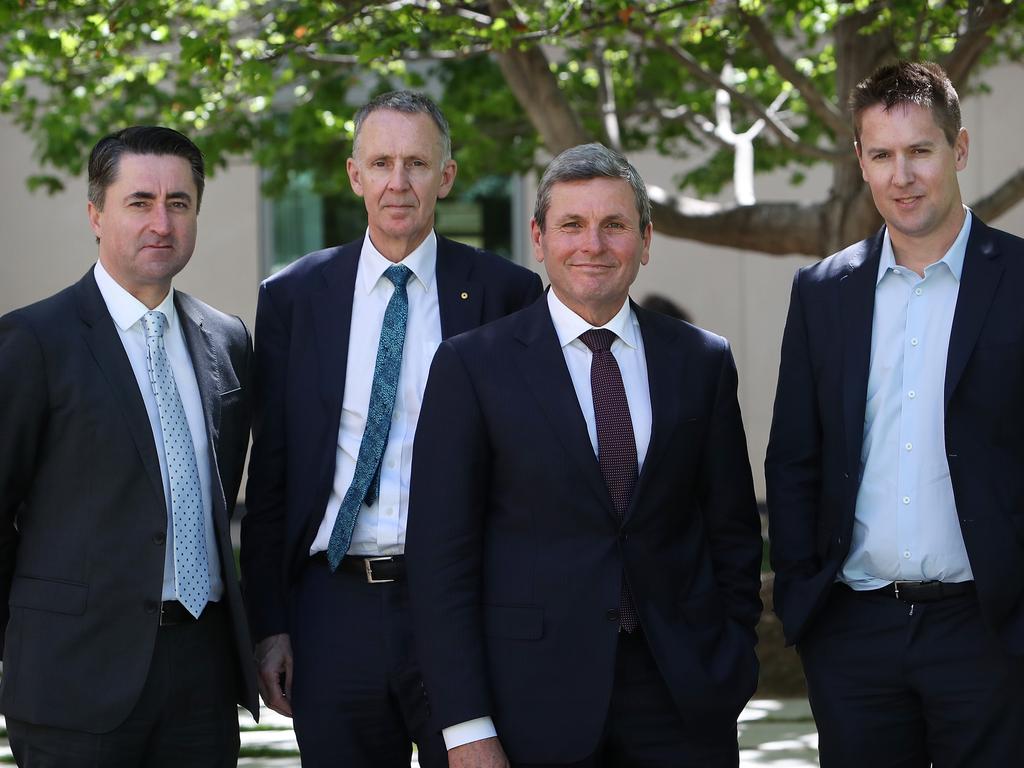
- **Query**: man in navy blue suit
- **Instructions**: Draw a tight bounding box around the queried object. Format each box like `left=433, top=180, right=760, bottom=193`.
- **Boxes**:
left=240, top=91, right=542, bottom=768
left=767, top=61, right=1024, bottom=766
left=407, top=143, right=762, bottom=767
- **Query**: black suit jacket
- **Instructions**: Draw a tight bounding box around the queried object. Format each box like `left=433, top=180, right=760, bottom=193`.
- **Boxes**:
left=406, top=298, right=763, bottom=764
left=240, top=235, right=543, bottom=641
left=0, top=269, right=259, bottom=732
left=766, top=217, right=1024, bottom=650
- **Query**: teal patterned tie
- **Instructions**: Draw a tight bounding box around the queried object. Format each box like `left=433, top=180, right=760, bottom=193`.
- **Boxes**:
left=143, top=310, right=210, bottom=618
left=327, top=265, right=412, bottom=570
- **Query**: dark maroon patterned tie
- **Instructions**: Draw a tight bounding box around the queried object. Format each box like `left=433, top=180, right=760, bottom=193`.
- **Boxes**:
left=579, top=329, right=640, bottom=633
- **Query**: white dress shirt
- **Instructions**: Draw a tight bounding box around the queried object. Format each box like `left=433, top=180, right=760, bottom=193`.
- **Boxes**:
left=841, top=210, right=974, bottom=588
left=443, top=289, right=653, bottom=750
left=93, top=261, right=223, bottom=603
left=310, top=230, right=443, bottom=557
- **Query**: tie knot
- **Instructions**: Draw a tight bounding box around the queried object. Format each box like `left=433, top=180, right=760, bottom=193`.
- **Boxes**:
left=384, top=264, right=412, bottom=289
left=579, top=328, right=616, bottom=353
left=142, top=310, right=168, bottom=340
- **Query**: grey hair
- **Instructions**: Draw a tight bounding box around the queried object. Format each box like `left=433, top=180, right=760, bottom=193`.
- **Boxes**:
left=352, top=90, right=452, bottom=162
left=533, top=143, right=651, bottom=232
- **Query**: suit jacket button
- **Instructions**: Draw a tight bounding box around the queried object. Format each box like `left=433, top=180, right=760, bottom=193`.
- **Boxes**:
left=606, top=609, right=620, bottom=622
left=153, top=532, right=166, bottom=546
left=144, top=600, right=159, bottom=614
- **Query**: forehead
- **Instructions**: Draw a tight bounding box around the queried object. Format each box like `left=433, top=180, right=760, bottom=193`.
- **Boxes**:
left=858, top=102, right=946, bottom=147
left=109, top=153, right=196, bottom=193
left=355, top=109, right=442, bottom=158
left=546, top=177, right=639, bottom=219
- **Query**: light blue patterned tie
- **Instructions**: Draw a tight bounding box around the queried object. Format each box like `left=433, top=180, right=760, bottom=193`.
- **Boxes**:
left=327, top=264, right=412, bottom=570
left=143, top=310, right=210, bottom=618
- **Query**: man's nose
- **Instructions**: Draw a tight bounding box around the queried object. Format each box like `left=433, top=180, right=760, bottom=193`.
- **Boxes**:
left=387, top=165, right=411, bottom=191
left=149, top=205, right=172, bottom=235
left=893, top=155, right=914, bottom=187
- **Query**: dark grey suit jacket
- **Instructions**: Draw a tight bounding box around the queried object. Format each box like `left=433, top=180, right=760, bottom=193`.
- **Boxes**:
left=0, top=269, right=259, bottom=732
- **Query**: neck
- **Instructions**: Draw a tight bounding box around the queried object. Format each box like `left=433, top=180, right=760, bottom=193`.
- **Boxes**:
left=367, top=228, right=431, bottom=264
left=890, top=207, right=966, bottom=277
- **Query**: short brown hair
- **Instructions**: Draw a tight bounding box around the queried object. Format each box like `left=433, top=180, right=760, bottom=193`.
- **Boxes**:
left=849, top=61, right=961, bottom=146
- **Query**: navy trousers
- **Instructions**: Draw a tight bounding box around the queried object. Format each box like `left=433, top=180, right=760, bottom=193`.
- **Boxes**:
left=799, top=584, right=1024, bottom=768
left=288, top=555, right=447, bottom=768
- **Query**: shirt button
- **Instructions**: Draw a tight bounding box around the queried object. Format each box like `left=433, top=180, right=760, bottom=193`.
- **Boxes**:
left=915, top=288, right=923, bottom=296
left=387, top=460, right=396, bottom=469
left=905, top=442, right=913, bottom=451
left=385, top=507, right=394, bottom=517
left=908, top=390, right=916, bottom=399
left=911, top=338, right=919, bottom=346
left=903, top=496, right=911, bottom=505
left=903, top=550, right=911, bottom=559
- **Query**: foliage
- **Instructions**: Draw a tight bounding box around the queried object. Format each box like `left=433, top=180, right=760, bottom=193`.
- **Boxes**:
left=1, top=1, right=1022, bottom=254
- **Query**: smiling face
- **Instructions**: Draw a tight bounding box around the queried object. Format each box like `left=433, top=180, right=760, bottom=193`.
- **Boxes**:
left=88, top=152, right=198, bottom=308
left=346, top=109, right=457, bottom=262
left=532, top=176, right=652, bottom=326
left=856, top=102, right=968, bottom=261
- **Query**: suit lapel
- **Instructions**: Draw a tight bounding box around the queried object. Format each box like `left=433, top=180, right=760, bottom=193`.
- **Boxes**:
left=75, top=270, right=165, bottom=506
left=176, top=293, right=221, bottom=446
left=945, top=218, right=1004, bottom=407
left=514, top=299, right=613, bottom=514
left=312, top=243, right=360, bottom=407
left=436, top=235, right=482, bottom=339
left=176, top=292, right=231, bottom=538
left=629, top=305, right=681, bottom=521
left=839, top=232, right=882, bottom=475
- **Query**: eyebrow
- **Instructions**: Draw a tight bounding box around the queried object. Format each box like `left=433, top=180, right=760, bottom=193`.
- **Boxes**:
left=125, top=190, right=193, bottom=203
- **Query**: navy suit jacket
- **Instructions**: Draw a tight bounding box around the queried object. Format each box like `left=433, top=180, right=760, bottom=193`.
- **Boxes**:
left=241, top=235, right=543, bottom=641
left=766, top=217, right=1024, bottom=650
left=406, top=298, right=763, bottom=764
left=0, top=270, right=259, bottom=731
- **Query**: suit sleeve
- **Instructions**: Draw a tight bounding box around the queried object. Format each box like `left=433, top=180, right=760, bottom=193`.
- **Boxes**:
left=406, top=340, right=494, bottom=730
left=0, top=314, right=47, bottom=653
left=240, top=282, right=291, bottom=641
left=764, top=271, right=824, bottom=624
left=697, top=341, right=764, bottom=634
left=521, top=271, right=544, bottom=308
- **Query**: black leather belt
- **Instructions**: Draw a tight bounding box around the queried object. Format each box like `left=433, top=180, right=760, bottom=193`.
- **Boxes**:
left=159, top=600, right=212, bottom=626
left=338, top=555, right=406, bottom=583
left=862, top=580, right=975, bottom=603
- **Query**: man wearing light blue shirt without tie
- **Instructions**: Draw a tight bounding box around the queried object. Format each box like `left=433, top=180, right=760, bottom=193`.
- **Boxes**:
left=767, top=60, right=1024, bottom=767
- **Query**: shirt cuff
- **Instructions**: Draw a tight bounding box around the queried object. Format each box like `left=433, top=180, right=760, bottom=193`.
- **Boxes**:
left=442, top=716, right=498, bottom=750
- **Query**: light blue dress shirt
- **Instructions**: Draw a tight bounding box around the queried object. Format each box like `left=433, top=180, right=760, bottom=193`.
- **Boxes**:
left=841, top=210, right=975, bottom=589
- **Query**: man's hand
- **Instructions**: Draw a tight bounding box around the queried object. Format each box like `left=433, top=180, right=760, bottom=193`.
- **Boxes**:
left=254, top=633, right=294, bottom=717
left=448, top=737, right=510, bottom=768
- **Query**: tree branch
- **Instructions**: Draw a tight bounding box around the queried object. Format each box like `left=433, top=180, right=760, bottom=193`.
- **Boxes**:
left=647, top=35, right=844, bottom=162
left=942, top=0, right=1016, bottom=91
left=971, top=166, right=1024, bottom=222
left=739, top=7, right=849, bottom=138
left=646, top=190, right=825, bottom=256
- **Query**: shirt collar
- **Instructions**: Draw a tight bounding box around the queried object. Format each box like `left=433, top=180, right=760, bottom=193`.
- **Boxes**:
left=876, top=207, right=972, bottom=285
left=357, top=229, right=437, bottom=295
left=546, top=290, right=639, bottom=350
left=93, top=260, right=178, bottom=333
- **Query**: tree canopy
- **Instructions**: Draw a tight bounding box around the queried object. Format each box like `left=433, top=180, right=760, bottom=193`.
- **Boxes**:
left=2, top=0, right=1022, bottom=256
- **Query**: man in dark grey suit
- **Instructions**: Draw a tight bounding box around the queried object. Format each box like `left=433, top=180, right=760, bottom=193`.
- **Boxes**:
left=0, top=126, right=258, bottom=766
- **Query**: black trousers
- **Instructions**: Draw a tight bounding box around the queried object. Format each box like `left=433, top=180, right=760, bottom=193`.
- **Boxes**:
left=288, top=554, right=447, bottom=768
left=7, top=602, right=240, bottom=768
left=800, top=584, right=1024, bottom=768
left=516, top=629, right=739, bottom=768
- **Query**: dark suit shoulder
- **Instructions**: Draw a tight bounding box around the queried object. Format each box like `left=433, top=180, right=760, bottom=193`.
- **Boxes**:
left=438, top=235, right=540, bottom=289
left=1, top=281, right=79, bottom=330
left=175, top=291, right=247, bottom=338
left=261, top=241, right=357, bottom=295
left=636, top=303, right=730, bottom=354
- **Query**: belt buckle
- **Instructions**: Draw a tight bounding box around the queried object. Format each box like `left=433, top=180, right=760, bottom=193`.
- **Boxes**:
left=893, top=580, right=923, bottom=600
left=364, top=556, right=395, bottom=584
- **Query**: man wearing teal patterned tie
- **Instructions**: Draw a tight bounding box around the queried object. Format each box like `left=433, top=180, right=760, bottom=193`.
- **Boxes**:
left=241, top=91, right=543, bottom=767
left=0, top=126, right=258, bottom=766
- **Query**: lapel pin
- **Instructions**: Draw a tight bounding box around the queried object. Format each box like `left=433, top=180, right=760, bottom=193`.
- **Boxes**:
left=460, top=291, right=469, bottom=300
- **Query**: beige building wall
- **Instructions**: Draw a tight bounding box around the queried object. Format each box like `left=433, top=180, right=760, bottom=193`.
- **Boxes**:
left=2, top=63, right=1022, bottom=499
